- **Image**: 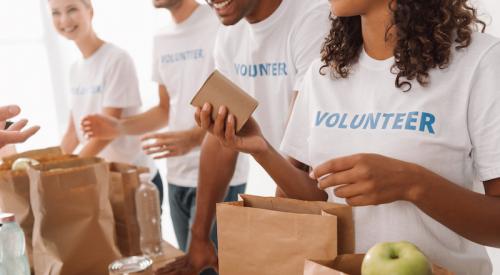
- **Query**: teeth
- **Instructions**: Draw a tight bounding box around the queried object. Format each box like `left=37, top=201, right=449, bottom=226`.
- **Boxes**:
left=213, top=0, right=231, bottom=9
left=63, top=26, right=77, bottom=33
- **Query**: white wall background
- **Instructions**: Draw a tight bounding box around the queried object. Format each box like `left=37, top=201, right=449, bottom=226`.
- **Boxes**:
left=0, top=0, right=499, bottom=272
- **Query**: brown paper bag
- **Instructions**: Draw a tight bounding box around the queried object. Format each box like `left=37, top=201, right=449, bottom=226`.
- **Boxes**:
left=109, top=162, right=149, bottom=257
left=0, top=147, right=71, bottom=269
left=216, top=195, right=354, bottom=275
left=303, top=255, right=455, bottom=275
left=28, top=157, right=121, bottom=275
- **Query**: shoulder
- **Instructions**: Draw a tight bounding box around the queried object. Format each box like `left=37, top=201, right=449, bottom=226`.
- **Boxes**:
left=287, top=0, right=330, bottom=42
left=300, top=58, right=329, bottom=87
left=289, top=0, right=330, bottom=26
left=103, top=43, right=135, bottom=65
left=454, top=32, right=500, bottom=65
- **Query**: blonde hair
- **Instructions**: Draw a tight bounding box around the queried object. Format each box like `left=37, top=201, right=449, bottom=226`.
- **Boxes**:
left=80, top=0, right=91, bottom=8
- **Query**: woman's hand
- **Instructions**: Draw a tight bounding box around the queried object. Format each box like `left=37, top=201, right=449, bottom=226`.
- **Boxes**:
left=310, top=153, right=424, bottom=206
left=0, top=105, right=40, bottom=149
left=195, top=103, right=268, bottom=155
left=81, top=114, right=121, bottom=140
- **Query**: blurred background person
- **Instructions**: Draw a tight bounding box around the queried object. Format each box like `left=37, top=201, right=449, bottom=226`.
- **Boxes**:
left=48, top=0, right=163, bottom=202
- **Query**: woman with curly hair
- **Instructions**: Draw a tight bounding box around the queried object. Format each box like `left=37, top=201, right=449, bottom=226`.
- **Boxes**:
left=194, top=0, right=500, bottom=272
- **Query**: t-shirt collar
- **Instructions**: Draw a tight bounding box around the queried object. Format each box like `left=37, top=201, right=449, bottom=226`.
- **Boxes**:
left=83, top=43, right=108, bottom=63
left=172, top=4, right=203, bottom=31
left=358, top=46, right=394, bottom=71
left=248, top=0, right=288, bottom=32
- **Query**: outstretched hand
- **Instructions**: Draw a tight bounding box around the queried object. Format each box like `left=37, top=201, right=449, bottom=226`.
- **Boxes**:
left=0, top=105, right=40, bottom=149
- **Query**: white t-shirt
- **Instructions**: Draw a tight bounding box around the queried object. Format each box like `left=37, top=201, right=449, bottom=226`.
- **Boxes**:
left=281, top=33, right=500, bottom=274
left=214, top=0, right=330, bottom=181
left=70, top=43, right=155, bottom=172
left=152, top=4, right=243, bottom=187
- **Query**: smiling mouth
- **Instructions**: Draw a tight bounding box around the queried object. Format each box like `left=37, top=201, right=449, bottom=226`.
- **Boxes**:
left=212, top=0, right=232, bottom=10
left=62, top=26, right=78, bottom=34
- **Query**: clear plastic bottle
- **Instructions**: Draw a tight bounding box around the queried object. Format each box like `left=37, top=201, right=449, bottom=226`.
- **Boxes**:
left=135, top=174, right=163, bottom=257
left=0, top=213, right=30, bottom=275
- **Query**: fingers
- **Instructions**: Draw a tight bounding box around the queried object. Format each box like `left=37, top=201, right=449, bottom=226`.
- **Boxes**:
left=0, top=125, right=40, bottom=144
left=80, top=115, right=95, bottom=129
left=6, top=119, right=28, bottom=131
left=194, top=107, right=202, bottom=127
left=152, top=150, right=180, bottom=159
left=199, top=103, right=213, bottom=131
left=224, top=114, right=236, bottom=144
left=0, top=105, right=20, bottom=121
left=24, top=126, right=41, bottom=141
left=213, top=106, right=228, bottom=140
left=311, top=154, right=360, bottom=180
left=345, top=195, right=372, bottom=207
left=143, top=145, right=173, bottom=155
left=141, top=132, right=163, bottom=142
left=317, top=168, right=359, bottom=189
left=81, top=116, right=95, bottom=136
left=333, top=180, right=374, bottom=198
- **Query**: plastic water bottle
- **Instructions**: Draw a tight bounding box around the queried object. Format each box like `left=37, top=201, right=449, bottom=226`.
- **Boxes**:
left=135, top=174, right=163, bottom=256
left=0, top=213, right=30, bottom=275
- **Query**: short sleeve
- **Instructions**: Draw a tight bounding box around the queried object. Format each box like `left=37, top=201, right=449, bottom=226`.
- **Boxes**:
left=289, top=2, right=330, bottom=92
left=280, top=63, right=315, bottom=166
left=102, top=52, right=142, bottom=108
left=151, top=39, right=163, bottom=85
left=468, top=42, right=500, bottom=181
left=213, top=28, right=232, bottom=77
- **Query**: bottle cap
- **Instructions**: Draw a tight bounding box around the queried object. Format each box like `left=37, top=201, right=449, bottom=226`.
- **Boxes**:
left=0, top=212, right=15, bottom=223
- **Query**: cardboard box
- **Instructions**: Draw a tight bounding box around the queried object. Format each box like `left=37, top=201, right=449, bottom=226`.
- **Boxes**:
left=304, top=254, right=454, bottom=275
left=191, top=70, right=258, bottom=132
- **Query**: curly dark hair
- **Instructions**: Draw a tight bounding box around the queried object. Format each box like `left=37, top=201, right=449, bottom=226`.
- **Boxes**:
left=320, top=0, right=486, bottom=91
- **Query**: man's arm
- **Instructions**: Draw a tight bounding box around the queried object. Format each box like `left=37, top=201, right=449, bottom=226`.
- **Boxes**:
left=191, top=134, right=239, bottom=240
left=142, top=126, right=206, bottom=159
left=82, top=85, right=170, bottom=138
left=120, top=85, right=170, bottom=135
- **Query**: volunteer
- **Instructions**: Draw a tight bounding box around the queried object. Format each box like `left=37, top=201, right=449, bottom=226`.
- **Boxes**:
left=195, top=0, right=500, bottom=273
left=0, top=105, right=40, bottom=149
left=80, top=2, right=243, bottom=272
left=155, top=0, right=331, bottom=274
left=48, top=0, right=163, bottom=202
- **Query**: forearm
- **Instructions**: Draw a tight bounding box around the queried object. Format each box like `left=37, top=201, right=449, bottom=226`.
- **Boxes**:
left=120, top=105, right=169, bottom=135
left=252, top=144, right=327, bottom=201
left=191, top=135, right=238, bottom=241
left=60, top=130, right=78, bottom=154
left=187, top=126, right=206, bottom=147
left=78, top=139, right=112, bottom=157
left=411, top=165, right=500, bottom=247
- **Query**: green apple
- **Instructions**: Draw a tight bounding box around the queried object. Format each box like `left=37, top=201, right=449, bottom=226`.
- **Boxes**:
left=11, top=157, right=40, bottom=171
left=361, top=241, right=432, bottom=275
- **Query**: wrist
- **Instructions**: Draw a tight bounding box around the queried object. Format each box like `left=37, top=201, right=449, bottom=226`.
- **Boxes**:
left=250, top=139, right=272, bottom=158
left=190, top=226, right=211, bottom=243
left=405, top=163, right=429, bottom=204
left=117, top=120, right=126, bottom=136
left=190, top=127, right=206, bottom=146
